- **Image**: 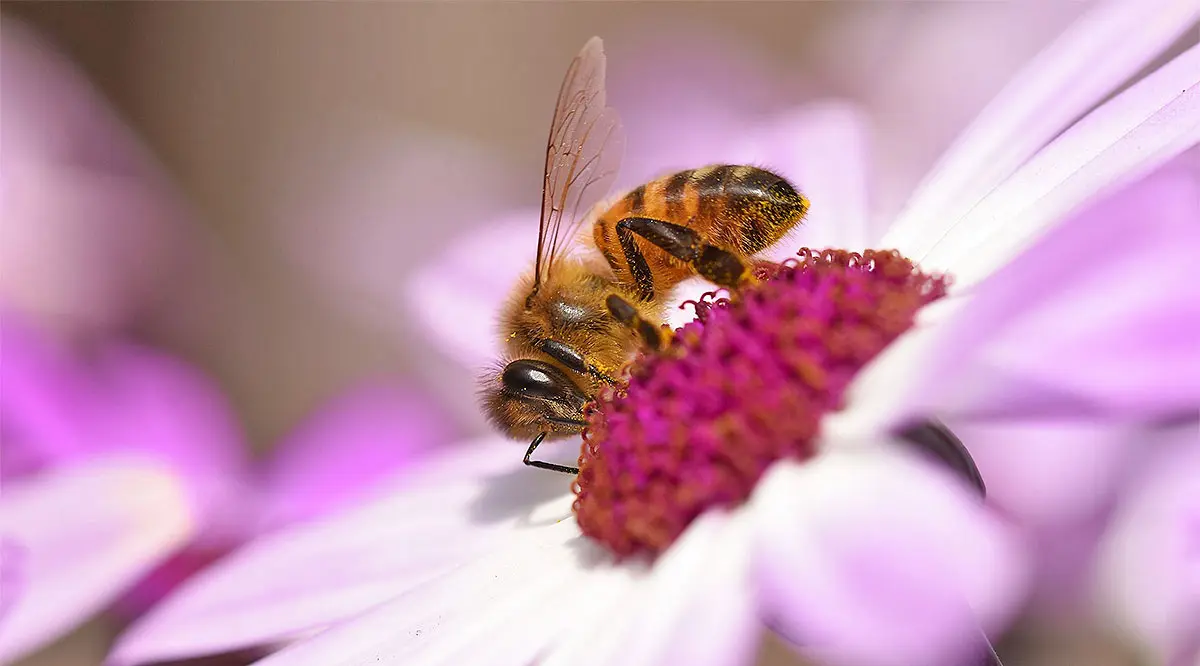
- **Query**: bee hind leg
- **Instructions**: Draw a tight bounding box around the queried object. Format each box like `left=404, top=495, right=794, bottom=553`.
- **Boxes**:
left=616, top=217, right=754, bottom=291
left=606, top=293, right=672, bottom=352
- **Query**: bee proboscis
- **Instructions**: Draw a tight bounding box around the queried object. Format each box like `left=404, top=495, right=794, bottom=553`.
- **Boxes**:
left=480, top=37, right=810, bottom=474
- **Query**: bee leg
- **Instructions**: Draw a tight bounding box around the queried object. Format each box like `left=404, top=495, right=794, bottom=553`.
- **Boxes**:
left=523, top=432, right=580, bottom=475
left=537, top=339, right=620, bottom=386
left=616, top=217, right=752, bottom=290
left=606, top=293, right=672, bottom=352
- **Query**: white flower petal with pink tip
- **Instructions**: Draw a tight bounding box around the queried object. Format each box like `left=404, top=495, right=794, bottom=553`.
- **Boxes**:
left=0, top=459, right=197, bottom=665
left=750, top=450, right=1026, bottom=666
left=885, top=0, right=1200, bottom=257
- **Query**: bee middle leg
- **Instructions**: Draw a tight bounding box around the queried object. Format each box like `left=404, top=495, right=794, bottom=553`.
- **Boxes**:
left=605, top=293, right=672, bottom=352
left=616, top=217, right=753, bottom=291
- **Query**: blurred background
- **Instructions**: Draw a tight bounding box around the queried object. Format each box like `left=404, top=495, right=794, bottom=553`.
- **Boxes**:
left=2, top=2, right=1162, bottom=664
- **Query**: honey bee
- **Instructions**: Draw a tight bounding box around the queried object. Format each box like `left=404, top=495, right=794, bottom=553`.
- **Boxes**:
left=480, top=37, right=810, bottom=474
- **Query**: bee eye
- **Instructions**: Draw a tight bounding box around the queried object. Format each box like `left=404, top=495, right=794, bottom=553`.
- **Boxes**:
left=501, top=360, right=585, bottom=406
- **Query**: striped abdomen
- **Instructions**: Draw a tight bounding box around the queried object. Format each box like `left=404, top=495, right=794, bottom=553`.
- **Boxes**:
left=592, top=164, right=809, bottom=302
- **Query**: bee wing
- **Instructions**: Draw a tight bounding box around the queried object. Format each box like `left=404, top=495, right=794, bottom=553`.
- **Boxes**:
left=535, top=37, right=626, bottom=291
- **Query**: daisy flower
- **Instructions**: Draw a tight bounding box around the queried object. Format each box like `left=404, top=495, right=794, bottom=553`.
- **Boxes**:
left=109, top=3, right=1200, bottom=666
left=0, top=21, right=453, bottom=664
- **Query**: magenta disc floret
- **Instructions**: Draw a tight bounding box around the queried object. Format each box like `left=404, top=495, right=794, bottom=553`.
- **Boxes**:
left=573, top=248, right=950, bottom=558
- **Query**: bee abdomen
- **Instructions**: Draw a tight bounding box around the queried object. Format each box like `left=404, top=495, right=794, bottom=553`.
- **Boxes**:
left=617, top=165, right=809, bottom=256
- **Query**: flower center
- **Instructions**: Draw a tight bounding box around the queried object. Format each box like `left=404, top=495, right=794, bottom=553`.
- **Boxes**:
left=572, top=249, right=950, bottom=558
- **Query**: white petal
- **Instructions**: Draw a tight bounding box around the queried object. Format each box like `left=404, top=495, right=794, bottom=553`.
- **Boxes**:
left=0, top=458, right=197, bottom=664
left=750, top=450, right=1027, bottom=666
left=111, top=437, right=577, bottom=666
left=604, top=511, right=759, bottom=666
left=885, top=0, right=1200, bottom=254
left=922, top=43, right=1200, bottom=287
left=251, top=520, right=590, bottom=666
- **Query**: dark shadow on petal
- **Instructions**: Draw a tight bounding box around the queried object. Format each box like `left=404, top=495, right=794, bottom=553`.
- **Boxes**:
left=895, top=418, right=987, bottom=497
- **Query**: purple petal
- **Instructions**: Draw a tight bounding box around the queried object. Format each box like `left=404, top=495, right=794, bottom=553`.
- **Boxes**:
left=907, top=150, right=1199, bottom=425
left=885, top=0, right=1200, bottom=257
left=1095, top=426, right=1200, bottom=666
left=0, top=458, right=199, bottom=664
left=108, top=437, right=577, bottom=665
left=750, top=450, right=1027, bottom=666
left=256, top=378, right=455, bottom=531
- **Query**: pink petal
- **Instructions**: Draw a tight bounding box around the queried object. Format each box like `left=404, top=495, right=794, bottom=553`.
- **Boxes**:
left=0, top=458, right=198, bottom=664
left=924, top=43, right=1200, bottom=285
left=246, top=520, right=586, bottom=666
left=256, top=378, right=455, bottom=531
left=750, top=450, right=1027, bottom=666
left=906, top=150, right=1199, bottom=424
left=109, top=437, right=577, bottom=665
left=1095, top=428, right=1200, bottom=666
left=404, top=213, right=536, bottom=369
left=885, top=0, right=1200, bottom=257
left=948, top=420, right=1140, bottom=527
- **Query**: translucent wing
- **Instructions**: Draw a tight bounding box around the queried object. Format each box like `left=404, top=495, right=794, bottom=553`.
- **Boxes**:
left=534, top=37, right=626, bottom=293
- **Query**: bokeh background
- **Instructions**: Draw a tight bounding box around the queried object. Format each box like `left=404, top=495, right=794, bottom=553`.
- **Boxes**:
left=2, top=2, right=1164, bottom=664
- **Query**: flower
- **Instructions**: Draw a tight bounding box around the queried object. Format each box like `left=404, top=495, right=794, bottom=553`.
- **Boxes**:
left=0, top=315, right=453, bottom=665
left=0, top=19, right=187, bottom=338
left=108, top=3, right=1200, bottom=666
left=0, top=21, right=455, bottom=664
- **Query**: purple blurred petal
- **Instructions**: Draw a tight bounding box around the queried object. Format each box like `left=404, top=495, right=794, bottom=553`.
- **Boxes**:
left=950, top=421, right=1140, bottom=527
left=86, top=343, right=251, bottom=533
left=885, top=0, right=1200, bottom=258
left=750, top=450, right=1027, bottom=666
left=0, top=317, right=91, bottom=477
left=907, top=151, right=1199, bottom=425
left=1096, top=427, right=1200, bottom=666
left=0, top=458, right=199, bottom=664
left=404, top=213, right=535, bottom=368
left=0, top=19, right=187, bottom=336
left=0, top=538, right=25, bottom=630
left=256, top=378, right=455, bottom=531
left=923, top=43, right=1200, bottom=285
left=109, top=438, right=576, bottom=665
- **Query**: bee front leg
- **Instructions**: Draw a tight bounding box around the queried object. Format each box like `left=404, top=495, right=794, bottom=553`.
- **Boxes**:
left=523, top=432, right=580, bottom=475
left=616, top=217, right=754, bottom=291
left=537, top=339, right=620, bottom=386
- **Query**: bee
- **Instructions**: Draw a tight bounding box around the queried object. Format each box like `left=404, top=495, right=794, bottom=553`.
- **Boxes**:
left=480, top=37, right=810, bottom=474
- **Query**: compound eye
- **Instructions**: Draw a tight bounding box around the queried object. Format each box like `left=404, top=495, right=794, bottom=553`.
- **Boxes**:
left=501, top=360, right=583, bottom=405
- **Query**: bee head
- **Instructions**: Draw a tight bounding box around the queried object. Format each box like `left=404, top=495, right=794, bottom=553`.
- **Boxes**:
left=479, top=358, right=590, bottom=440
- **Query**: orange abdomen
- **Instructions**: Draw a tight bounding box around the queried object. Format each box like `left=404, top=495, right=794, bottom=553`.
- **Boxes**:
left=592, top=164, right=809, bottom=302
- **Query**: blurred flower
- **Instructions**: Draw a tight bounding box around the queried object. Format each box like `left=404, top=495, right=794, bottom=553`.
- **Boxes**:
left=0, top=19, right=187, bottom=338
left=0, top=315, right=453, bottom=665
left=106, top=3, right=1199, bottom=666
left=0, top=21, right=455, bottom=665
